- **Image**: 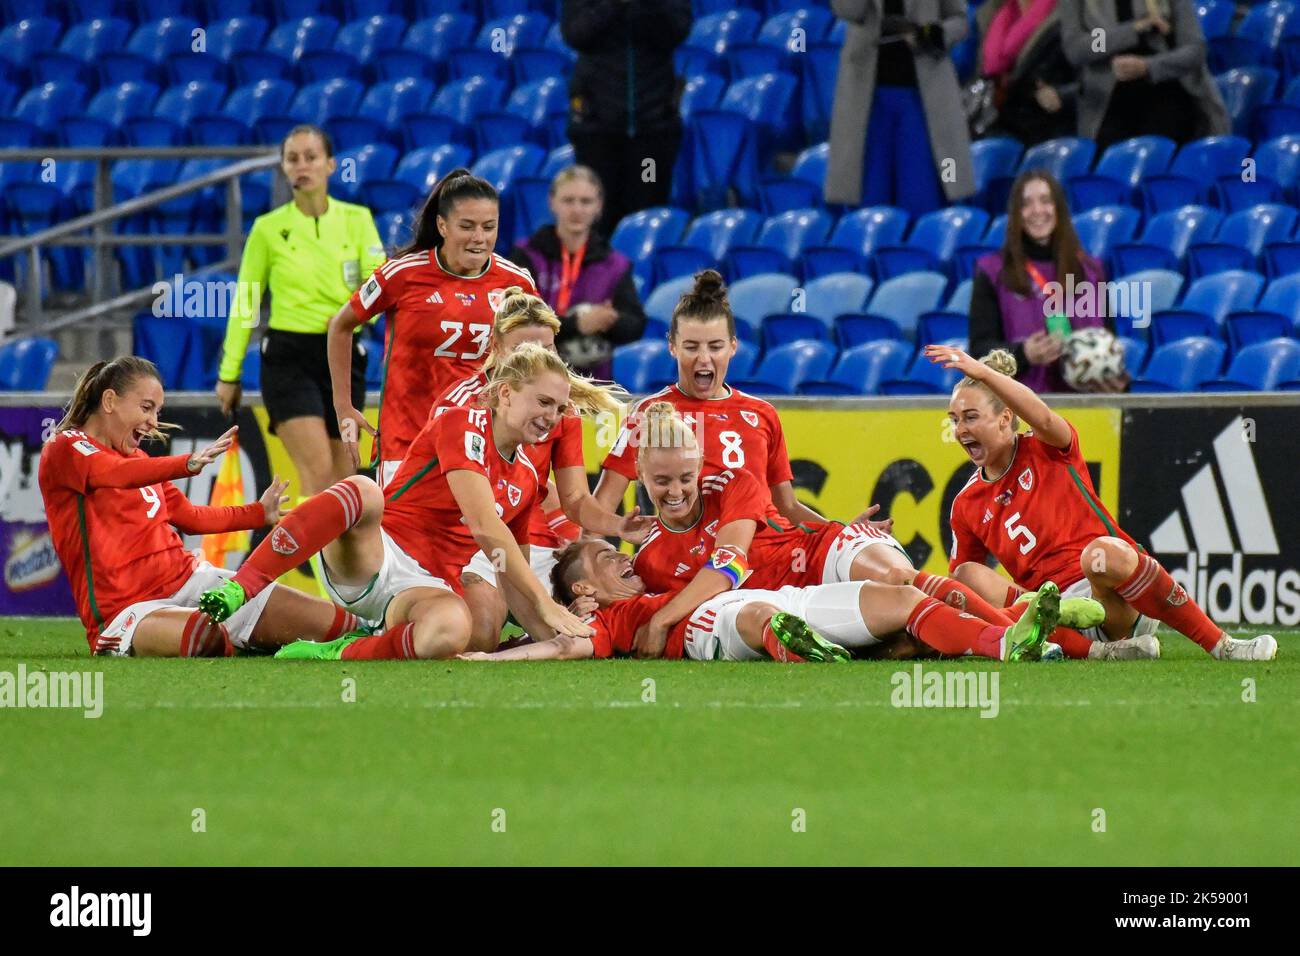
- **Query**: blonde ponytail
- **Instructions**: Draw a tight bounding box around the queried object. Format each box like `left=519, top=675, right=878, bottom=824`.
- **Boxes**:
left=954, top=349, right=1020, bottom=428
left=480, top=341, right=624, bottom=418
left=635, top=401, right=701, bottom=462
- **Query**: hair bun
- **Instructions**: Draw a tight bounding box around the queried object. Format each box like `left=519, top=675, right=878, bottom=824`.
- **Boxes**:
left=691, top=269, right=727, bottom=303
left=981, top=348, right=1018, bottom=378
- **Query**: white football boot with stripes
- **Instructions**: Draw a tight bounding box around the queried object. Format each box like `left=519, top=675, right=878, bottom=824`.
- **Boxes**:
left=1212, top=634, right=1278, bottom=661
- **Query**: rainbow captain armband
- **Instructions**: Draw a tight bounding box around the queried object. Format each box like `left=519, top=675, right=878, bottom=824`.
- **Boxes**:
left=709, top=547, right=751, bottom=590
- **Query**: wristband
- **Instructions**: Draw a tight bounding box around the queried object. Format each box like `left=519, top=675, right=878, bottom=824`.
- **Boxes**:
left=709, top=547, right=751, bottom=590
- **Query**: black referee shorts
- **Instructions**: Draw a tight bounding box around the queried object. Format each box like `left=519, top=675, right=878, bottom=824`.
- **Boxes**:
left=260, top=329, right=368, bottom=439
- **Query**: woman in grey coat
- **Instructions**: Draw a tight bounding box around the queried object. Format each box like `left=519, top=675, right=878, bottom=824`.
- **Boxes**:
left=825, top=0, right=976, bottom=213
left=1058, top=0, right=1229, bottom=151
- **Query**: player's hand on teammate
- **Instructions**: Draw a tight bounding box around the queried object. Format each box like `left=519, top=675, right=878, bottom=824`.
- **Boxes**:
left=215, top=380, right=242, bottom=417
left=259, top=476, right=291, bottom=524
left=634, top=615, right=671, bottom=659
left=187, top=425, right=238, bottom=474
left=849, top=502, right=894, bottom=534
left=567, top=593, right=600, bottom=618
left=538, top=599, right=595, bottom=638
left=617, top=505, right=654, bottom=545
left=335, top=404, right=376, bottom=471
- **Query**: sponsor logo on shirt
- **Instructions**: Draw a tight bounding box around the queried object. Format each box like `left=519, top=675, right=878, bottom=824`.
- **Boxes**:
left=465, top=432, right=486, bottom=465
left=359, top=275, right=382, bottom=309
left=455, top=292, right=476, bottom=306
left=675, top=563, right=691, bottom=576
left=1018, top=468, right=1033, bottom=491
left=426, top=291, right=443, bottom=304
left=740, top=410, right=759, bottom=428
left=994, top=490, right=1013, bottom=506
left=270, top=526, right=299, bottom=556
left=982, top=509, right=993, bottom=525
left=73, top=440, right=98, bottom=457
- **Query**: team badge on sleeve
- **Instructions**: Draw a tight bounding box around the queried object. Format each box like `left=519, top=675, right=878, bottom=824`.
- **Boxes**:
left=73, top=440, right=98, bottom=457
left=465, top=432, right=486, bottom=465
left=506, top=483, right=522, bottom=506
left=740, top=410, right=759, bottom=428
left=359, top=275, right=382, bottom=308
left=1018, top=468, right=1033, bottom=491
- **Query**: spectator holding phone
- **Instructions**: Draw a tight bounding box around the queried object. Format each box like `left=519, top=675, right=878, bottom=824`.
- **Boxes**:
left=969, top=171, right=1119, bottom=393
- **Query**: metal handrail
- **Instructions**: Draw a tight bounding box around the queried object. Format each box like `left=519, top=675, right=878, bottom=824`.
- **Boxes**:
left=0, top=147, right=282, bottom=329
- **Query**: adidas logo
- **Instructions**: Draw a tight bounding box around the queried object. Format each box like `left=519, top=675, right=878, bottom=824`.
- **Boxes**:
left=1148, top=416, right=1297, bottom=626
left=426, top=292, right=443, bottom=304
left=674, top=563, right=691, bottom=576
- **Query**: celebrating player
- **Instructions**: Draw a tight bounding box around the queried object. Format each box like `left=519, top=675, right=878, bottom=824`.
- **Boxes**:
left=594, top=270, right=882, bottom=535
left=214, top=344, right=615, bottom=661
left=459, top=539, right=1069, bottom=663
left=436, top=287, right=650, bottom=647
left=328, top=168, right=538, bottom=487
left=40, top=358, right=363, bottom=657
left=927, top=345, right=1278, bottom=661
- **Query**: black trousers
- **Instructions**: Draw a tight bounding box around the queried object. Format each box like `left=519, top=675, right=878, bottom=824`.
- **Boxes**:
left=1095, top=78, right=1199, bottom=154
left=569, top=123, right=683, bottom=234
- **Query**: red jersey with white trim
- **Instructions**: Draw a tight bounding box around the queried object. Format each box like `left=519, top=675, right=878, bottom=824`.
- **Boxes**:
left=433, top=371, right=585, bottom=548
left=948, top=423, right=1137, bottom=593
left=350, top=250, right=537, bottom=464
left=602, top=384, right=793, bottom=523
left=38, top=430, right=265, bottom=650
left=382, top=403, right=540, bottom=587
left=586, top=592, right=688, bottom=659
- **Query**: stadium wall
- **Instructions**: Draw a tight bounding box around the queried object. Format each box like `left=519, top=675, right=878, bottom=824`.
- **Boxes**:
left=3, top=394, right=1298, bottom=627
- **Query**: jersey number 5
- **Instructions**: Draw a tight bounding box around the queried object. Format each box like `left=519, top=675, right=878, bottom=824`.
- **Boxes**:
left=434, top=322, right=491, bottom=360
left=141, top=486, right=161, bottom=519
left=720, top=431, right=745, bottom=468
left=1004, top=512, right=1037, bottom=555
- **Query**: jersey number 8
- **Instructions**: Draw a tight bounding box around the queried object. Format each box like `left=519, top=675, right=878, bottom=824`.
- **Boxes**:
left=720, top=431, right=745, bottom=468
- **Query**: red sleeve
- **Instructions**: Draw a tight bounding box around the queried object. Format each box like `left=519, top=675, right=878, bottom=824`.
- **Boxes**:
left=718, top=470, right=767, bottom=528
left=432, top=406, right=490, bottom=479
left=1034, top=420, right=1080, bottom=463
left=948, top=495, right=990, bottom=574
left=551, top=416, right=585, bottom=471
left=46, top=435, right=191, bottom=492
left=763, top=406, right=794, bottom=486
left=588, top=612, right=615, bottom=658
left=349, top=259, right=401, bottom=322
left=163, top=483, right=266, bottom=535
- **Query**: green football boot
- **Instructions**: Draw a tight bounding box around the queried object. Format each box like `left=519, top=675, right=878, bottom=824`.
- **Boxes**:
left=1004, top=581, right=1061, bottom=661
left=768, top=612, right=851, bottom=663
left=273, top=631, right=367, bottom=661
left=1015, top=589, right=1103, bottom=631
left=198, top=579, right=248, bottom=623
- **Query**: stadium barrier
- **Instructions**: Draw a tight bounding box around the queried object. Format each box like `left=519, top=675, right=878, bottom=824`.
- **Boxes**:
left=4, top=392, right=1297, bottom=627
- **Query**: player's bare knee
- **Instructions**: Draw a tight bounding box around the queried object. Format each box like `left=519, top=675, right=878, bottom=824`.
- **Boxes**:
left=953, top=562, right=982, bottom=586
left=345, top=475, right=385, bottom=522
left=1081, top=536, right=1136, bottom=583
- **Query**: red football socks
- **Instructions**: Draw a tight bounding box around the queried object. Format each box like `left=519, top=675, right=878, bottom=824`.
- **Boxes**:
left=233, top=479, right=366, bottom=598
left=180, top=609, right=232, bottom=657
left=913, top=571, right=1014, bottom=625
left=339, top=623, right=418, bottom=660
left=1116, top=554, right=1221, bottom=653
left=325, top=605, right=361, bottom=641
left=904, top=597, right=1005, bottom=658
left=761, top=620, right=806, bottom=662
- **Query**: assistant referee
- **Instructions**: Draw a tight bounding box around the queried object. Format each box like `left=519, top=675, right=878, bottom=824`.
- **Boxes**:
left=216, top=124, right=385, bottom=496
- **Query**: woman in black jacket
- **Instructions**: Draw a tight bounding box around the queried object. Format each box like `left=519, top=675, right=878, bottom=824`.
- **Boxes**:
left=561, top=0, right=693, bottom=232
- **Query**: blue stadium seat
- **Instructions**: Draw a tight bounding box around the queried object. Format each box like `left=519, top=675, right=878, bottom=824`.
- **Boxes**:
left=445, top=47, right=510, bottom=82
left=0, top=337, right=59, bottom=391
left=4, top=183, right=81, bottom=288
left=512, top=47, right=572, bottom=85
left=1130, top=204, right=1223, bottom=259
left=726, top=42, right=786, bottom=80
left=502, top=74, right=566, bottom=130
left=206, top=15, right=269, bottom=62
left=69, top=81, right=160, bottom=145
left=802, top=272, right=874, bottom=324
left=970, top=136, right=1022, bottom=211
left=718, top=70, right=800, bottom=154
left=1118, top=335, right=1149, bottom=375
left=1216, top=203, right=1298, bottom=255
left=1170, top=135, right=1252, bottom=184
left=681, top=110, right=761, bottom=209
left=1196, top=0, right=1235, bottom=39
left=377, top=209, right=411, bottom=251
left=790, top=141, right=829, bottom=191
left=947, top=278, right=974, bottom=313
left=643, top=274, right=697, bottom=327
left=613, top=339, right=676, bottom=394
left=1216, top=67, right=1280, bottom=137
left=1117, top=268, right=1185, bottom=316
left=903, top=205, right=989, bottom=263
left=1251, top=103, right=1300, bottom=142
left=290, top=77, right=364, bottom=125
left=1263, top=239, right=1300, bottom=276
left=833, top=314, right=906, bottom=349
left=266, top=15, right=339, bottom=63
left=749, top=208, right=834, bottom=264
left=541, top=144, right=575, bottom=180
left=474, top=13, right=550, bottom=55
left=1240, top=1, right=1295, bottom=49
left=1212, top=174, right=1284, bottom=213
left=762, top=313, right=828, bottom=348
left=863, top=271, right=947, bottom=339
left=1201, top=337, right=1300, bottom=390
left=336, top=13, right=406, bottom=69
left=759, top=6, right=834, bottom=49
left=757, top=176, right=821, bottom=215
left=42, top=17, right=132, bottom=82
left=510, top=175, right=551, bottom=243
left=1185, top=243, right=1257, bottom=279
left=1253, top=271, right=1300, bottom=326
left=1067, top=175, right=1130, bottom=212
left=402, top=13, right=477, bottom=66
left=880, top=347, right=965, bottom=395
left=798, top=339, right=912, bottom=395
left=799, top=42, right=839, bottom=141
left=0, top=17, right=61, bottom=73
left=917, top=310, right=969, bottom=345
left=192, top=78, right=293, bottom=145
left=871, top=247, right=939, bottom=280
left=652, top=247, right=716, bottom=285
left=680, top=71, right=727, bottom=122
left=127, top=79, right=225, bottom=145
left=1256, top=134, right=1300, bottom=199
left=296, top=50, right=363, bottom=83
left=1138, top=174, right=1202, bottom=214
left=134, top=314, right=203, bottom=390
left=1129, top=337, right=1226, bottom=391
left=356, top=76, right=434, bottom=137
left=725, top=247, right=790, bottom=280
left=471, top=143, right=544, bottom=193
left=1018, top=136, right=1096, bottom=180
left=7, top=81, right=88, bottom=146
left=1174, top=269, right=1266, bottom=329
left=824, top=206, right=909, bottom=259
left=229, top=50, right=294, bottom=86
left=727, top=272, right=800, bottom=336
left=687, top=10, right=762, bottom=56
left=428, top=74, right=505, bottom=125
left=985, top=214, right=1009, bottom=245
left=1092, top=135, right=1177, bottom=191
left=799, top=247, right=861, bottom=281
left=333, top=143, right=398, bottom=202
left=101, top=16, right=202, bottom=83
left=1074, top=206, right=1141, bottom=261
left=652, top=208, right=761, bottom=282
left=1225, top=310, right=1291, bottom=353
left=728, top=338, right=760, bottom=380
left=610, top=207, right=691, bottom=287
left=734, top=339, right=836, bottom=394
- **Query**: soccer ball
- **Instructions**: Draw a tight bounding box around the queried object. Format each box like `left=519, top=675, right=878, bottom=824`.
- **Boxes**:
left=1061, top=327, right=1126, bottom=391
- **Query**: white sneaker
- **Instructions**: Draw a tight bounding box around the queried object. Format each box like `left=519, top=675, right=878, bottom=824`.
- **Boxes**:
left=1212, top=634, right=1278, bottom=661
left=1087, top=634, right=1161, bottom=661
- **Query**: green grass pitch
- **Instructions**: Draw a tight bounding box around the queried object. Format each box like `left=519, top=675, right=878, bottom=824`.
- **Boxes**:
left=1, top=618, right=1296, bottom=866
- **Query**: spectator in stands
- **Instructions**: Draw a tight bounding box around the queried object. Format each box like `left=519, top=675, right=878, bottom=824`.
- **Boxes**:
left=980, top=0, right=1078, bottom=145
left=216, top=124, right=384, bottom=496
left=969, top=170, right=1123, bottom=392
left=1059, top=0, right=1228, bottom=152
left=561, top=0, right=693, bottom=233
left=508, top=166, right=646, bottom=381
left=825, top=0, right=976, bottom=215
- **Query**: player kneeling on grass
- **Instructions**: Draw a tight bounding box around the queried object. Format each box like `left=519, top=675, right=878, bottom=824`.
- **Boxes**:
left=204, top=344, right=612, bottom=660
left=459, top=539, right=1078, bottom=663
left=39, top=357, right=364, bottom=657
left=927, top=345, right=1277, bottom=662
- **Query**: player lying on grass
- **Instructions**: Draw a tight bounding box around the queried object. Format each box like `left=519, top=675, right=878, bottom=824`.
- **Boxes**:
left=430, top=287, right=651, bottom=647
left=204, top=344, right=619, bottom=660
left=924, top=345, right=1277, bottom=662
left=39, top=357, right=364, bottom=657
left=458, top=539, right=1074, bottom=662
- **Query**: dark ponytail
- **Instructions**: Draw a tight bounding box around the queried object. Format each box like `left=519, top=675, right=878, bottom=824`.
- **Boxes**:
left=398, top=168, right=499, bottom=257
left=56, top=357, right=170, bottom=439
left=670, top=269, right=736, bottom=340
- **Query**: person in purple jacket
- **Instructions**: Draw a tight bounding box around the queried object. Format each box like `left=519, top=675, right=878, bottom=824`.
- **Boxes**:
left=969, top=169, right=1121, bottom=393
left=508, top=166, right=647, bottom=382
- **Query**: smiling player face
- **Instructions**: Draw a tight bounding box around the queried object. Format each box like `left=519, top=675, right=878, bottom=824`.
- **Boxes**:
left=577, top=540, right=647, bottom=603
left=637, top=444, right=703, bottom=528
left=948, top=387, right=1016, bottom=472
left=101, top=375, right=165, bottom=455
left=670, top=316, right=736, bottom=400
left=437, top=197, right=499, bottom=275
left=499, top=369, right=570, bottom=447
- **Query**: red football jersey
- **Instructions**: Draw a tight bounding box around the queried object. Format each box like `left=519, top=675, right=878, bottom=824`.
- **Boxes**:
left=948, top=423, right=1138, bottom=593
left=434, top=371, right=585, bottom=548
left=602, top=384, right=793, bottom=523
left=350, top=249, right=537, bottom=464
left=38, top=430, right=264, bottom=650
left=382, top=403, right=540, bottom=587
left=586, top=592, right=688, bottom=659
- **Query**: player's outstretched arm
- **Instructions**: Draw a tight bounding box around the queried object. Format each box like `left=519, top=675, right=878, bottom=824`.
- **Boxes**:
left=771, top=481, right=827, bottom=527
left=458, top=635, right=595, bottom=662
left=74, top=426, right=237, bottom=490
left=555, top=465, right=653, bottom=542
left=163, top=477, right=288, bottom=535
left=922, top=345, right=1072, bottom=449
left=327, top=302, right=375, bottom=471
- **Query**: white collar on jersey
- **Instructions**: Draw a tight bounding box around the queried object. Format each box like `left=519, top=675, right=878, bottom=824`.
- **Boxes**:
left=435, top=247, right=491, bottom=280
